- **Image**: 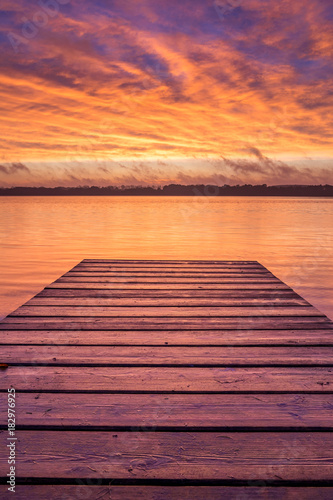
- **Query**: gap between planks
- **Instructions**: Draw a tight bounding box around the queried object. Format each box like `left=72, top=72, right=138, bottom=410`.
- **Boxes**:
left=1, top=486, right=332, bottom=500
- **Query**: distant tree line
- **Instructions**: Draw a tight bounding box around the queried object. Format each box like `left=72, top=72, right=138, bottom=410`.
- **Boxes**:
left=0, top=184, right=332, bottom=196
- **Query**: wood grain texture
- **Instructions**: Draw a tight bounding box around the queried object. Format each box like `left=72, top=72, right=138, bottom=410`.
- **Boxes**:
left=2, top=366, right=333, bottom=392
left=76, top=263, right=266, bottom=268
left=2, top=318, right=331, bottom=330
left=2, top=345, right=333, bottom=365
left=1, top=431, right=332, bottom=480
left=77, top=261, right=263, bottom=266
left=56, top=277, right=281, bottom=283
left=65, top=271, right=274, bottom=277
left=2, top=329, right=333, bottom=345
left=75, top=262, right=265, bottom=266
left=70, top=264, right=271, bottom=270
left=2, top=393, right=332, bottom=429
left=47, top=282, right=291, bottom=289
left=25, top=296, right=310, bottom=306
left=9, top=305, right=321, bottom=318
left=36, top=288, right=303, bottom=297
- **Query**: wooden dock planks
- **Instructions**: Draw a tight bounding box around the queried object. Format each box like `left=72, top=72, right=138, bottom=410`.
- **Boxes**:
left=1, top=259, right=333, bottom=498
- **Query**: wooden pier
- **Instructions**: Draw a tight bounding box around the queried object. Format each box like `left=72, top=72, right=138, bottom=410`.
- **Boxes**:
left=1, top=259, right=333, bottom=499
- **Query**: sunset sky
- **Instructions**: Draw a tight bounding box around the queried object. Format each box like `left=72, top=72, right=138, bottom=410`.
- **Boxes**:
left=0, top=0, right=332, bottom=186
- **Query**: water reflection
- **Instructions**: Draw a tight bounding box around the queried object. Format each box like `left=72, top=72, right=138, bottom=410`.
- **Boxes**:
left=0, top=196, right=332, bottom=319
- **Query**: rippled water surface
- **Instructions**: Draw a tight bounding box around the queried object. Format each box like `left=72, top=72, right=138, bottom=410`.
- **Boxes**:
left=0, top=196, right=332, bottom=319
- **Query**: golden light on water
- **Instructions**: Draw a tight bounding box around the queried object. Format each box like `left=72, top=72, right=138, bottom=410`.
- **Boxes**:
left=0, top=197, right=332, bottom=320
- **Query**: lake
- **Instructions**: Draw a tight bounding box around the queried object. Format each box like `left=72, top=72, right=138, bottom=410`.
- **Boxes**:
left=0, top=196, right=332, bottom=320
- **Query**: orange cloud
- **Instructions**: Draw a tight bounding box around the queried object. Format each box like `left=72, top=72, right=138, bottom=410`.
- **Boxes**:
left=0, top=0, right=332, bottom=185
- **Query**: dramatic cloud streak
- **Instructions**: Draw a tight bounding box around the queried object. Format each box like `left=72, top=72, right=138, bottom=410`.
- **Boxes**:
left=0, top=0, right=332, bottom=185
left=0, top=156, right=330, bottom=188
left=0, top=162, right=30, bottom=175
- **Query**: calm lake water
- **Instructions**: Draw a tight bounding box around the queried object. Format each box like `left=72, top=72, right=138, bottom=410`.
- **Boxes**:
left=0, top=196, right=332, bottom=320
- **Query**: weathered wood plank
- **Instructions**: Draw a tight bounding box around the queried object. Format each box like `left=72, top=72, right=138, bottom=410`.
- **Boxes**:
left=74, top=260, right=266, bottom=269
left=2, top=366, right=333, bottom=392
left=9, top=305, right=321, bottom=318
left=1, top=431, right=332, bottom=480
left=1, top=259, right=332, bottom=494
left=56, top=277, right=281, bottom=283
left=66, top=271, right=274, bottom=277
left=72, top=264, right=272, bottom=276
left=1, top=258, right=332, bottom=496
left=2, top=329, right=332, bottom=345
left=1, top=393, right=333, bottom=429
left=75, top=261, right=265, bottom=266
left=1, top=317, right=331, bottom=329
left=47, top=282, right=291, bottom=290
left=2, top=345, right=333, bottom=365
left=36, top=288, right=301, bottom=298
left=2, top=486, right=332, bottom=500
left=26, top=296, right=310, bottom=307
left=71, top=264, right=270, bottom=270
left=73, top=260, right=266, bottom=269
left=82, top=259, right=260, bottom=264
